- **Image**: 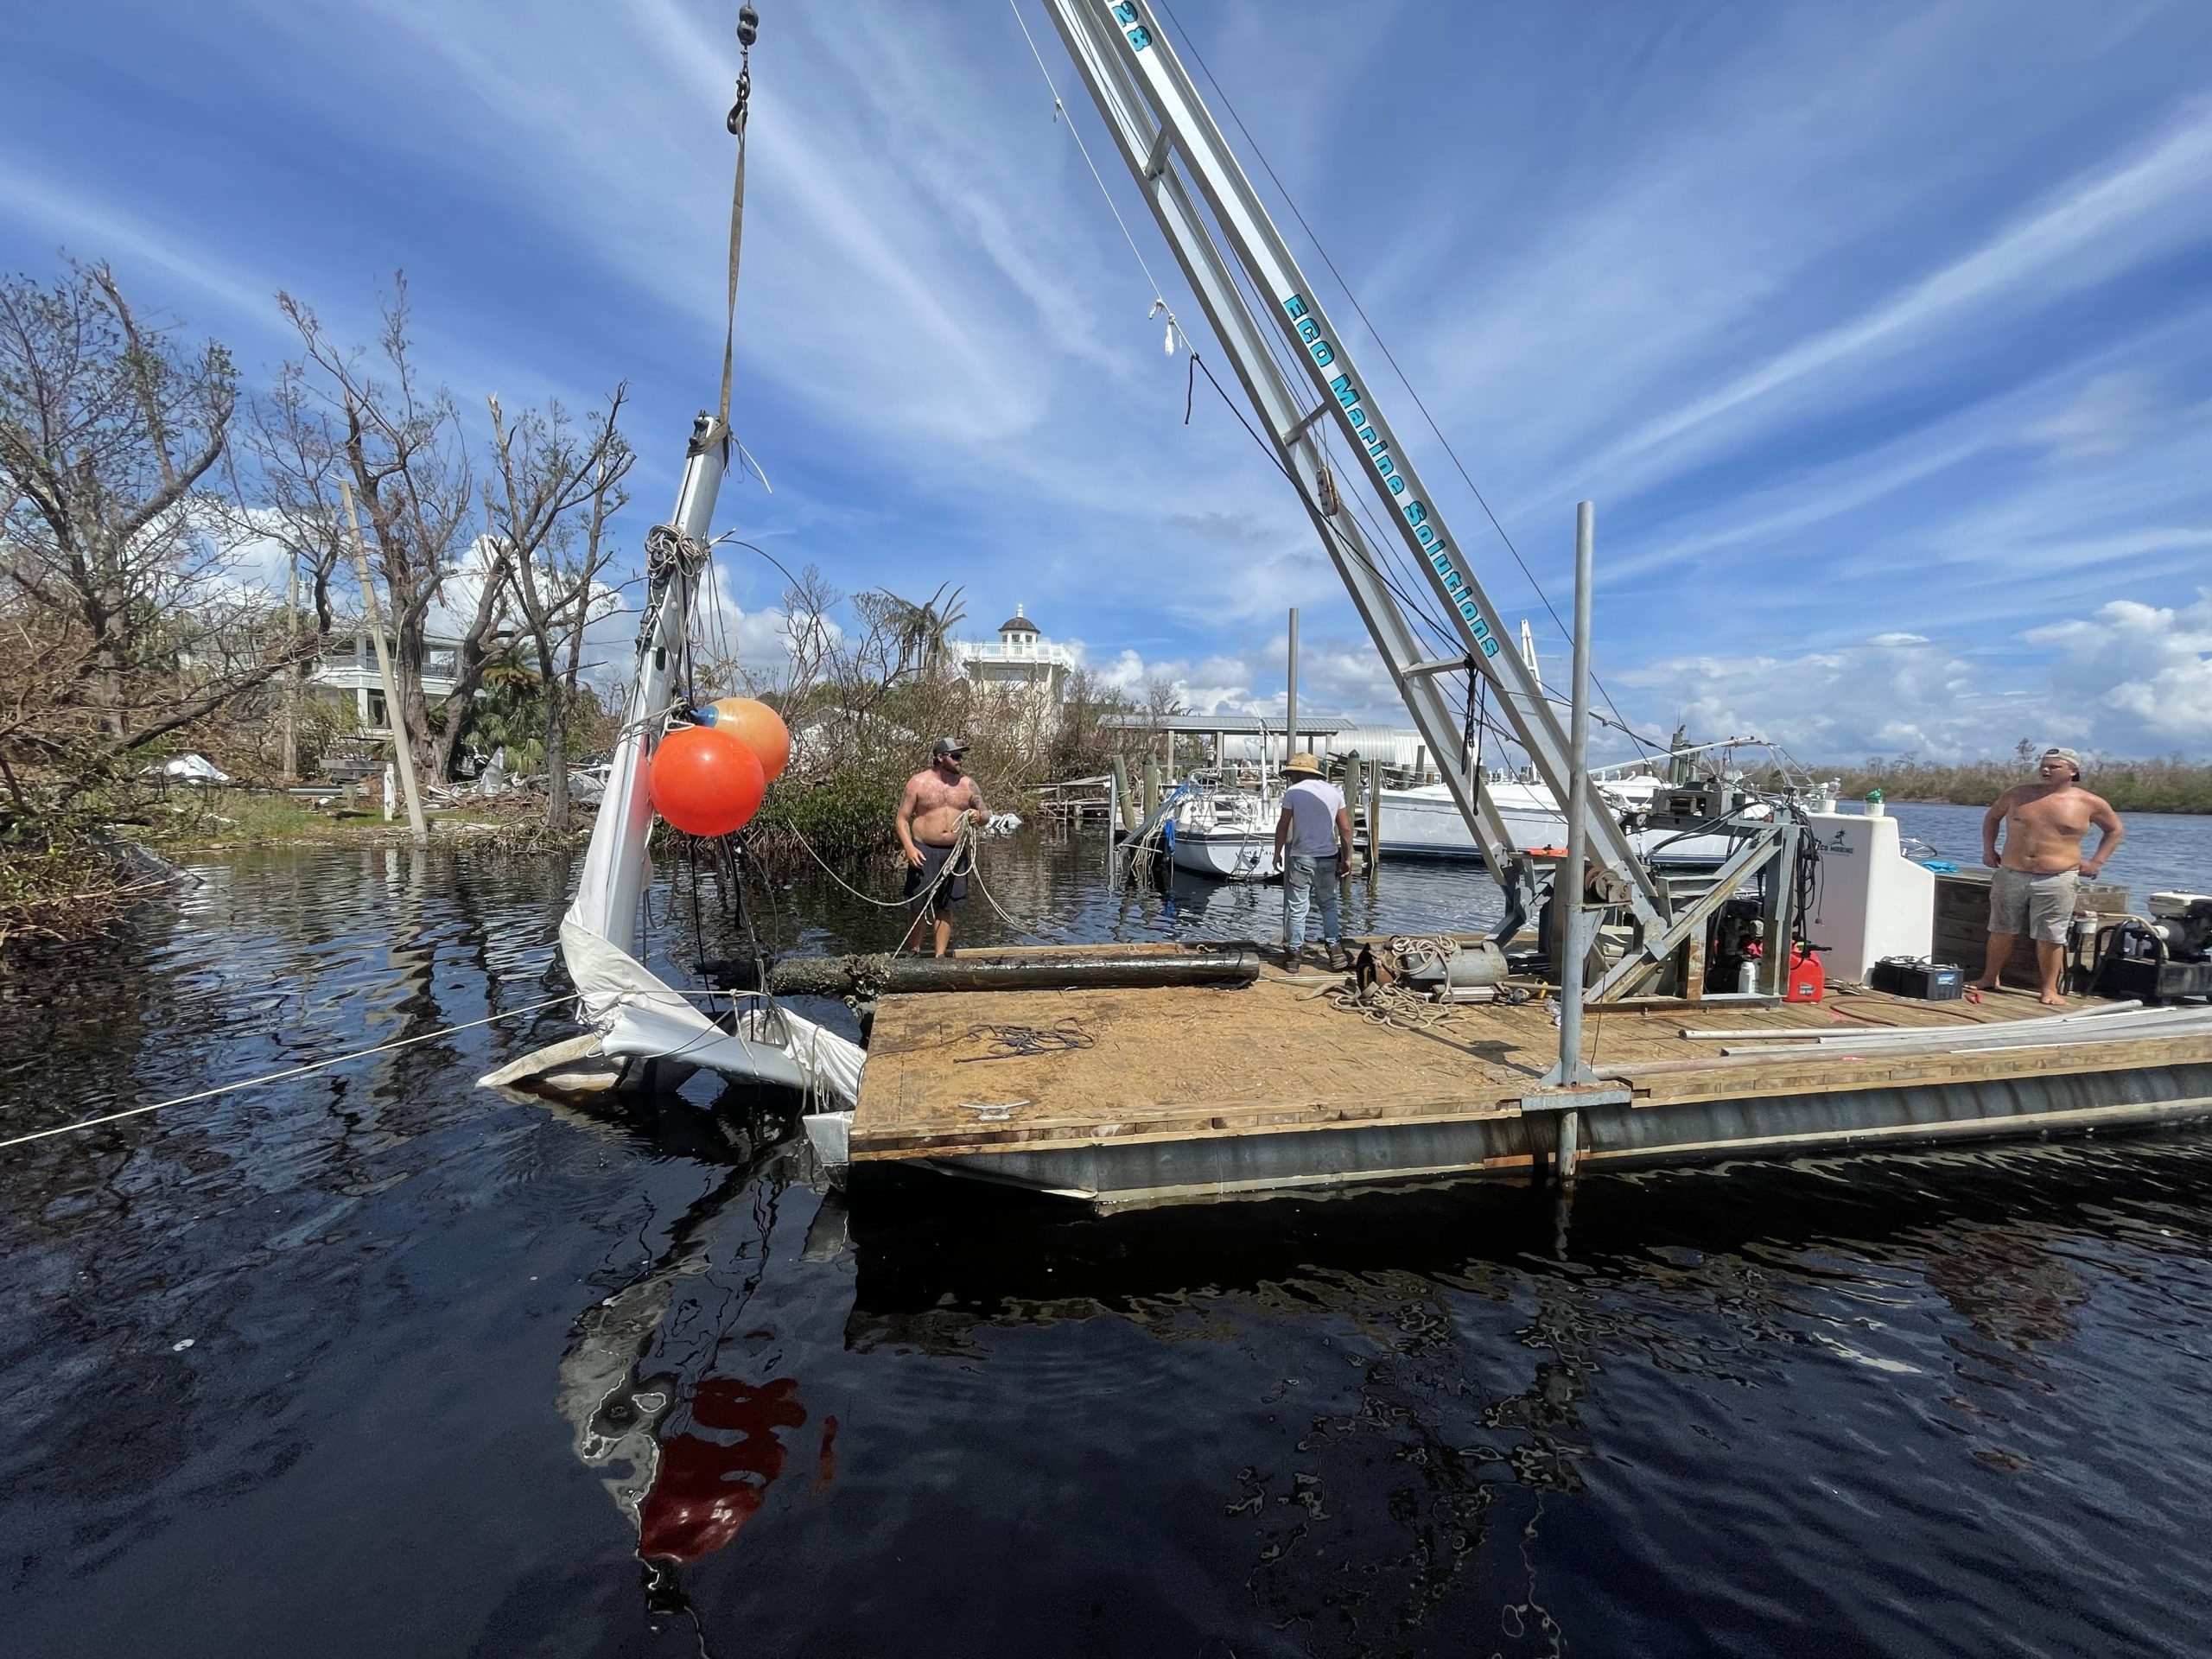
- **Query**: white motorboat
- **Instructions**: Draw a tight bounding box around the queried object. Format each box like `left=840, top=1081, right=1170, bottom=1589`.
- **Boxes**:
left=1378, top=772, right=1662, bottom=859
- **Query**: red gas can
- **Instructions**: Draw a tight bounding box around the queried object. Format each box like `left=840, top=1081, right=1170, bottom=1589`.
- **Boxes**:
left=1783, top=944, right=1826, bottom=1003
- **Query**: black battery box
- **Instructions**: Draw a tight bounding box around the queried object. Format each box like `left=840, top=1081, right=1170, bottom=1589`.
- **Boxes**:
left=1870, top=957, right=1966, bottom=1000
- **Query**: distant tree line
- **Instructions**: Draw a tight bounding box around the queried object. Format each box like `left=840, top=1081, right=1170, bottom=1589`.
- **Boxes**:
left=1834, top=742, right=2212, bottom=814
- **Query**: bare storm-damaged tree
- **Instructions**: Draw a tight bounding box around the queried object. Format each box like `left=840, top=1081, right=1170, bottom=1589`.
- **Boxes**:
left=279, top=276, right=501, bottom=783
left=0, top=260, right=306, bottom=820
left=486, top=387, right=634, bottom=836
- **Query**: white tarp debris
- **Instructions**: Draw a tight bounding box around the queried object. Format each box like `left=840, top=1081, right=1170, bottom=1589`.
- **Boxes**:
left=151, top=753, right=231, bottom=785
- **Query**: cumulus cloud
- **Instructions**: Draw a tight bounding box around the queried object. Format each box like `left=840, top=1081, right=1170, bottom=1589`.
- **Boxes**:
left=1618, top=595, right=2212, bottom=763
left=2024, top=590, right=2212, bottom=749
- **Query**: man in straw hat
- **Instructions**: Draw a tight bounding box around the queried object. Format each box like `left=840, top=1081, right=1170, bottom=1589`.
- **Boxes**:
left=1974, top=746, right=2124, bottom=1006
left=1272, top=753, right=1354, bottom=971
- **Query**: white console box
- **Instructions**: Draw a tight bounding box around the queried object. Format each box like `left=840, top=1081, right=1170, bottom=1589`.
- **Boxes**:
left=1802, top=811, right=1935, bottom=983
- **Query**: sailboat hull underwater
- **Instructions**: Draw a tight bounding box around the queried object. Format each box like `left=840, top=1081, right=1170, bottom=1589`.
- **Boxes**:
left=480, top=415, right=864, bottom=1115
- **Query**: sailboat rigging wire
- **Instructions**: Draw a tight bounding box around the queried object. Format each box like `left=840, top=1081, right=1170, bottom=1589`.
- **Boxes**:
left=1154, top=0, right=1655, bottom=756
left=1184, top=353, right=1478, bottom=677
left=0, top=995, right=577, bottom=1151
left=1006, top=0, right=1190, bottom=353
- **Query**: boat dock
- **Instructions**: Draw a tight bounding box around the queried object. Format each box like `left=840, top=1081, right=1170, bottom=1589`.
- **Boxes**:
left=846, top=940, right=2212, bottom=1207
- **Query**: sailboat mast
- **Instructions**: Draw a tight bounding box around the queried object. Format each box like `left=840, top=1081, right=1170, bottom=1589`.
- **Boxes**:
left=567, top=415, right=728, bottom=953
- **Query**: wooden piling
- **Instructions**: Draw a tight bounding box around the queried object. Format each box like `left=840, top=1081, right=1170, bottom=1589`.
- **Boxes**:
left=1110, top=755, right=1138, bottom=833
left=1365, top=757, right=1383, bottom=876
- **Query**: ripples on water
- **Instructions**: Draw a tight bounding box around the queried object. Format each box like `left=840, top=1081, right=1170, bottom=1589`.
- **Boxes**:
left=3, top=827, right=2211, bottom=1657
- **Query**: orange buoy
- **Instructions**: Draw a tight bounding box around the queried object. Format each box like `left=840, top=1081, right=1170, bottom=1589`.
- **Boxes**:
left=702, top=696, right=791, bottom=784
left=650, top=725, right=765, bottom=836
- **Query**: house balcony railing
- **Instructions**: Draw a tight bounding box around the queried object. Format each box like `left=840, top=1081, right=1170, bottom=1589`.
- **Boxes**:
left=952, top=641, right=1076, bottom=668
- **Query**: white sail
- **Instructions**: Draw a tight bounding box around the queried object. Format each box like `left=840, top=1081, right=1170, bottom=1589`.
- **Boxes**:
left=487, top=416, right=864, bottom=1109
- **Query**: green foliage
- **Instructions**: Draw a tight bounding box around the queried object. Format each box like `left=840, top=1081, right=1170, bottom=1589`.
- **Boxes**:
left=450, top=658, right=601, bottom=776
left=0, top=814, right=147, bottom=947
left=751, top=758, right=906, bottom=865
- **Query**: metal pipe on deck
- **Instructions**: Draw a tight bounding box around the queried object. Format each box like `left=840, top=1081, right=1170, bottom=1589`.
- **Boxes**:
left=753, top=944, right=1263, bottom=998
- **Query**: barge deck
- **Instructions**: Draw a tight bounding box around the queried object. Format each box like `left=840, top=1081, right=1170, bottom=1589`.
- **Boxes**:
left=847, top=941, right=2212, bottom=1207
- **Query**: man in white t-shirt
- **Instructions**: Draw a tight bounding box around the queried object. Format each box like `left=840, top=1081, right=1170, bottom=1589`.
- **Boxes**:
left=1272, top=753, right=1353, bottom=970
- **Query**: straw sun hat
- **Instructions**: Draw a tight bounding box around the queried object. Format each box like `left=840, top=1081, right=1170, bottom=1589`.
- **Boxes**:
left=1283, top=753, right=1325, bottom=779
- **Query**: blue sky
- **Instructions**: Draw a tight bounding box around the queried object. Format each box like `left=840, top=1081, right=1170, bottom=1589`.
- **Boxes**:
left=5, top=0, right=2210, bottom=763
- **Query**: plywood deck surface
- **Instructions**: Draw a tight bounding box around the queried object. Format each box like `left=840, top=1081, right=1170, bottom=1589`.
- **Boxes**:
left=850, top=944, right=2212, bottom=1162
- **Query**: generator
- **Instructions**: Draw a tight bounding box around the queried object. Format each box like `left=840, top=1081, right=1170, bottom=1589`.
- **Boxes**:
left=2088, top=892, right=2212, bottom=1003
left=1707, top=893, right=1768, bottom=993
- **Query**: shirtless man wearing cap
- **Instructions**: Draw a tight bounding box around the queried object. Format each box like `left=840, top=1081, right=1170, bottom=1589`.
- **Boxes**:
left=1975, top=747, right=2125, bottom=1006
left=896, top=738, right=988, bottom=958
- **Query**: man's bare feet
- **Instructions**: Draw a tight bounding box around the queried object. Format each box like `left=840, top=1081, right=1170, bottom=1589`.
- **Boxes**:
left=2038, top=989, right=2066, bottom=1007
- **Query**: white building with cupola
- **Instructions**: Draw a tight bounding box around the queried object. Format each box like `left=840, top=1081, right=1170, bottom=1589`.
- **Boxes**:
left=950, top=604, right=1077, bottom=741
left=950, top=604, right=1076, bottom=701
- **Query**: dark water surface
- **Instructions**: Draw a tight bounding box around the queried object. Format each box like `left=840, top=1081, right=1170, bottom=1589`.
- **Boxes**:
left=5, top=819, right=2212, bottom=1658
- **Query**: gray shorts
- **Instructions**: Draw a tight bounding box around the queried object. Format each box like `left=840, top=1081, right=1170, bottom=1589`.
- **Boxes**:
left=1989, top=867, right=2077, bottom=944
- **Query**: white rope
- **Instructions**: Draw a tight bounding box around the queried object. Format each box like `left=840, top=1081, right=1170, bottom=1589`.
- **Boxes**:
left=0, top=993, right=578, bottom=1152
left=783, top=816, right=1058, bottom=949
left=1005, top=0, right=1192, bottom=353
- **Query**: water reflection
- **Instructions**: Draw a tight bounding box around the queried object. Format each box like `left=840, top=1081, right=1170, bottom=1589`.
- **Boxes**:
left=543, top=1096, right=830, bottom=1608
left=841, top=1138, right=2212, bottom=1654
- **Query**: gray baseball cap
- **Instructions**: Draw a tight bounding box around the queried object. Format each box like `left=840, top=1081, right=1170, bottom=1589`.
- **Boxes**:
left=932, top=737, right=968, bottom=759
left=2043, top=747, right=2083, bottom=779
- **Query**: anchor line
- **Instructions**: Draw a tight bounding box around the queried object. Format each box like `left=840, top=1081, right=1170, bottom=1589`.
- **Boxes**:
left=0, top=994, right=579, bottom=1151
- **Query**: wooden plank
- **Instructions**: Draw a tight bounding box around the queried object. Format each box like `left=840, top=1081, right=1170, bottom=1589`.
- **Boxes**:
left=1603, top=1033, right=2212, bottom=1106
left=854, top=977, right=1548, bottom=1158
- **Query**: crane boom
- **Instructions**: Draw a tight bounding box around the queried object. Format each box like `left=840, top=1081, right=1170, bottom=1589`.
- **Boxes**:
left=1040, top=0, right=1671, bottom=934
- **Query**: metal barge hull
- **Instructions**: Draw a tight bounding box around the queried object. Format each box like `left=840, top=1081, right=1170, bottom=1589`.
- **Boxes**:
left=843, top=944, right=2212, bottom=1210
left=918, top=1063, right=2212, bottom=1209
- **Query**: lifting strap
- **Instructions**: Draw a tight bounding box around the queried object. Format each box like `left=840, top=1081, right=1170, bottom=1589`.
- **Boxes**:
left=717, top=16, right=757, bottom=443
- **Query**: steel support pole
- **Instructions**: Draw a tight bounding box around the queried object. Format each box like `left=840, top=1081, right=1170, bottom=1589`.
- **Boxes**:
left=1285, top=607, right=1299, bottom=772
left=1545, top=503, right=1598, bottom=1086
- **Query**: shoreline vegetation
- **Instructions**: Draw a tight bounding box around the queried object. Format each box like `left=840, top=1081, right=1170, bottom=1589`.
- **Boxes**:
left=1829, top=753, right=2212, bottom=816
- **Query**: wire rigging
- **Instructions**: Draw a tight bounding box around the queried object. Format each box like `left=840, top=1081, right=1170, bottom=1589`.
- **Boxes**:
left=0, top=995, right=578, bottom=1151
left=1153, top=0, right=1656, bottom=756
left=1005, top=0, right=1190, bottom=353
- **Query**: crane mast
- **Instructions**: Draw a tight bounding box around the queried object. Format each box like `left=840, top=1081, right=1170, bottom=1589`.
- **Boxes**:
left=1039, top=0, right=1674, bottom=938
